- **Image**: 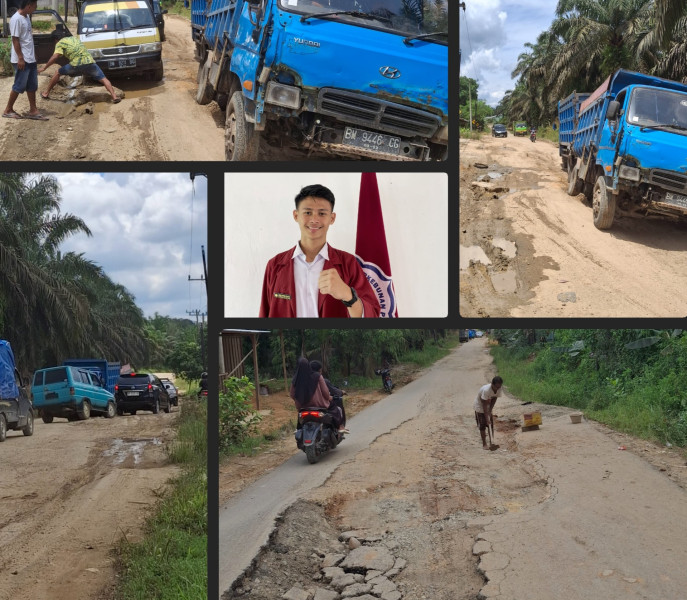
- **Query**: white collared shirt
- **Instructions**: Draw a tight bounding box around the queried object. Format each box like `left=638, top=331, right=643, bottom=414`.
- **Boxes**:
left=292, top=242, right=329, bottom=318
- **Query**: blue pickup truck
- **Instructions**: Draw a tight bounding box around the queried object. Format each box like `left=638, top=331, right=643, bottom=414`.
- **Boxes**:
left=559, top=69, right=687, bottom=229
left=191, top=0, right=448, bottom=161
left=0, top=340, right=34, bottom=442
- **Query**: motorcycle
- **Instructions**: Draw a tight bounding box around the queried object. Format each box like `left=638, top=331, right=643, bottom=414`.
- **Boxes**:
left=374, top=368, right=394, bottom=393
left=530, top=130, right=536, bottom=142
left=198, top=388, right=208, bottom=400
left=295, top=398, right=344, bottom=464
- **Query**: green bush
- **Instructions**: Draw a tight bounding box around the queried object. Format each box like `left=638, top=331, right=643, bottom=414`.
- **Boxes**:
left=0, top=39, right=11, bottom=75
left=219, top=376, right=262, bottom=452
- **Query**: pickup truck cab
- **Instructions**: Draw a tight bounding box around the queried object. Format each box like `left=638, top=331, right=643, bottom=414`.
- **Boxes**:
left=0, top=340, right=34, bottom=442
left=32, top=365, right=117, bottom=422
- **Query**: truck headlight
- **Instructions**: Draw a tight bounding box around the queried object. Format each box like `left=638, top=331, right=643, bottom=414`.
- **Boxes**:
left=265, top=82, right=301, bottom=110
left=88, top=48, right=102, bottom=59
left=140, top=42, right=162, bottom=53
left=619, top=165, right=640, bottom=182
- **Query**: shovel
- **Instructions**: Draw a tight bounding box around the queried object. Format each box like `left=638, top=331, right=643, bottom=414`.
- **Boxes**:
left=488, top=411, right=499, bottom=451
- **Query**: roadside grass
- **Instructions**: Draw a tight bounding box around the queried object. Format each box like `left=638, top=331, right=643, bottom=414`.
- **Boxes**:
left=490, top=345, right=682, bottom=447
left=164, top=0, right=191, bottom=18
left=536, top=125, right=559, bottom=143
left=399, top=332, right=461, bottom=367
left=114, top=398, right=207, bottom=600
left=0, top=39, right=11, bottom=75
left=459, top=128, right=482, bottom=139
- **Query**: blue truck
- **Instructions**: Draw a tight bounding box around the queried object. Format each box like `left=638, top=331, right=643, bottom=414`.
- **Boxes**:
left=190, top=0, right=448, bottom=161
left=559, top=69, right=687, bottom=229
left=0, top=340, right=34, bottom=441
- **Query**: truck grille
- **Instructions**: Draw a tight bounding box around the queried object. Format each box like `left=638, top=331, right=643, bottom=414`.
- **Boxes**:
left=649, top=169, right=687, bottom=194
left=101, top=46, right=140, bottom=57
left=317, top=89, right=441, bottom=138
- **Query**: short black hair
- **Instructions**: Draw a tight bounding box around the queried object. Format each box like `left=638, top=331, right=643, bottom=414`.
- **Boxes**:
left=309, top=360, right=323, bottom=372
left=294, top=184, right=335, bottom=210
left=492, top=376, right=503, bottom=386
left=21, top=0, right=37, bottom=8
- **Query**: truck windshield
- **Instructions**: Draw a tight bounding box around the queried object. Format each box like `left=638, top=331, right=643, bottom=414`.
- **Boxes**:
left=80, top=3, right=155, bottom=34
left=279, top=0, right=448, bottom=42
left=626, top=87, right=687, bottom=132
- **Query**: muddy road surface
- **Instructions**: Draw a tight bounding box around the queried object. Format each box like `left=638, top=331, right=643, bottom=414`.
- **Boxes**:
left=0, top=403, right=180, bottom=600
left=0, top=16, right=225, bottom=161
left=222, top=339, right=687, bottom=600
left=460, top=134, right=687, bottom=317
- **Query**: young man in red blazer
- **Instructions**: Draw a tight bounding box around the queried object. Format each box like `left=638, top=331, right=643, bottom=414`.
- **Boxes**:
left=259, top=184, right=380, bottom=318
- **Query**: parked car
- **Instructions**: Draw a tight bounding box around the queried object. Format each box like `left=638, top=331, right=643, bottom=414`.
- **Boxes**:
left=32, top=365, right=117, bottom=422
left=163, top=381, right=178, bottom=406
left=0, top=340, right=34, bottom=441
left=459, top=329, right=470, bottom=343
left=492, top=123, right=508, bottom=138
left=115, top=373, right=171, bottom=415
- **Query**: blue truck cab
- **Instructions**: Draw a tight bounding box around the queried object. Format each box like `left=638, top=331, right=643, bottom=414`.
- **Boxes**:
left=559, top=69, right=687, bottom=229
left=191, top=0, right=448, bottom=161
left=32, top=361, right=119, bottom=422
left=0, top=340, right=34, bottom=442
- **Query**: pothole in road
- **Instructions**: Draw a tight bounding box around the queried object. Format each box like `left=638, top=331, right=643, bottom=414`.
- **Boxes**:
left=460, top=246, right=491, bottom=269
left=103, top=438, right=162, bottom=466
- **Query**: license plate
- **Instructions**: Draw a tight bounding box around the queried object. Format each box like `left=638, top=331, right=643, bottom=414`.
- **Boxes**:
left=664, top=192, right=687, bottom=209
left=125, top=391, right=139, bottom=396
left=343, top=127, right=401, bottom=155
left=108, top=58, right=136, bottom=69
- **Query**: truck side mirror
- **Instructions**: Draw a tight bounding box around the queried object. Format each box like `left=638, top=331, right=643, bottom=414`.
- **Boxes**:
left=606, top=101, right=620, bottom=121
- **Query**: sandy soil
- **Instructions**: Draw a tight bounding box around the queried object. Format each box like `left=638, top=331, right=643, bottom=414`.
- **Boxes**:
left=0, top=393, right=182, bottom=600
left=459, top=134, right=687, bottom=317
left=0, top=16, right=225, bottom=161
left=222, top=340, right=687, bottom=600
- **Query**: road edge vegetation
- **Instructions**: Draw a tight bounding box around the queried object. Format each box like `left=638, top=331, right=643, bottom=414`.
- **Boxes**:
left=489, top=329, right=687, bottom=448
left=113, top=395, right=207, bottom=600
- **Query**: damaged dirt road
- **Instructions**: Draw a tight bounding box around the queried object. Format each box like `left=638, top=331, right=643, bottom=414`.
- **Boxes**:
left=0, top=404, right=179, bottom=600
left=460, top=135, right=687, bottom=317
left=222, top=339, right=687, bottom=600
left=0, top=16, right=225, bottom=161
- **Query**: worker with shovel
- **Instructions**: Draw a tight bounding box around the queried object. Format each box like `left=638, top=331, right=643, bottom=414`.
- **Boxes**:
left=474, top=376, right=503, bottom=450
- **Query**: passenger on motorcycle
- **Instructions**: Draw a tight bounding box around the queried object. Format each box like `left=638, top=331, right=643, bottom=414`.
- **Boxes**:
left=290, top=357, right=343, bottom=430
left=309, top=360, right=348, bottom=433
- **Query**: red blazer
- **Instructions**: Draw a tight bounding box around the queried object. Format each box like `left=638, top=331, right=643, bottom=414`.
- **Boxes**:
left=259, top=245, right=381, bottom=318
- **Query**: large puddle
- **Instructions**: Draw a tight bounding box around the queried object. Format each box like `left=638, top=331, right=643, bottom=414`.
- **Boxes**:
left=491, top=270, right=518, bottom=294
left=103, top=438, right=162, bottom=465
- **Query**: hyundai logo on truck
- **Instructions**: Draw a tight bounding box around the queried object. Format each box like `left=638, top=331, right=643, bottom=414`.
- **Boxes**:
left=379, top=66, right=401, bottom=79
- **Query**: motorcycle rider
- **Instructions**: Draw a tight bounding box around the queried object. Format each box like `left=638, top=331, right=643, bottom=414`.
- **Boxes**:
left=309, top=360, right=348, bottom=433
left=199, top=371, right=208, bottom=396
left=530, top=127, right=537, bottom=141
left=290, top=357, right=343, bottom=431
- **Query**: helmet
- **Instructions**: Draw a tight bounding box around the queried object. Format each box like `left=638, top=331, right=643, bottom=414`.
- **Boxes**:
left=201, top=372, right=208, bottom=378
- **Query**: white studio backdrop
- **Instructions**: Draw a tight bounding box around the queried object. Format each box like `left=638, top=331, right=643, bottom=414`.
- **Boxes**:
left=225, top=172, right=448, bottom=318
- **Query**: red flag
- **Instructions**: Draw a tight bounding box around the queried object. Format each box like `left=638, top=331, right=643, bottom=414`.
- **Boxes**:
left=355, top=173, right=398, bottom=317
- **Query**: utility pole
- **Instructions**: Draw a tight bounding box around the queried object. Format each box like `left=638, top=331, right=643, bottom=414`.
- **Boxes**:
left=459, top=2, right=473, bottom=131
left=186, top=309, right=207, bottom=372
left=188, top=245, right=208, bottom=294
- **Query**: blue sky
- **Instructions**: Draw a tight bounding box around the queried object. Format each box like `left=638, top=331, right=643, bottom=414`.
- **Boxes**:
left=50, top=173, right=208, bottom=320
left=459, top=1, right=558, bottom=107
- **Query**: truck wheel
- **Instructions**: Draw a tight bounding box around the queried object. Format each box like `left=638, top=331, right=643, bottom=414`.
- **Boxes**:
left=592, top=176, right=616, bottom=230
left=42, top=413, right=54, bottom=424
left=105, top=401, right=116, bottom=419
left=0, top=414, right=6, bottom=442
left=225, top=91, right=259, bottom=161
left=567, top=166, right=583, bottom=196
left=22, top=411, right=34, bottom=436
left=78, top=400, right=91, bottom=420
left=196, top=57, right=214, bottom=105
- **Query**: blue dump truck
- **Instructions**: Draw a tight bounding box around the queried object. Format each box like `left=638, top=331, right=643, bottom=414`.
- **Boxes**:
left=191, top=0, right=448, bottom=161
left=32, top=359, right=120, bottom=422
left=0, top=340, right=34, bottom=441
left=559, top=69, right=687, bottom=229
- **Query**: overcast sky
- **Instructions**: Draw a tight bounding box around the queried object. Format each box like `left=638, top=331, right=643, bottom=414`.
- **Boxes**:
left=52, top=172, right=208, bottom=321
left=459, top=1, right=558, bottom=107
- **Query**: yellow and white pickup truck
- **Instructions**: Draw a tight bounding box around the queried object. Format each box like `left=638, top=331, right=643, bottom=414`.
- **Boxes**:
left=78, top=0, right=163, bottom=80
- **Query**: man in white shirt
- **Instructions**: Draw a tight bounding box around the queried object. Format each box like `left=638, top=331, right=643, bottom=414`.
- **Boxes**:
left=259, top=184, right=380, bottom=318
left=3, top=0, right=47, bottom=121
left=474, top=376, right=503, bottom=449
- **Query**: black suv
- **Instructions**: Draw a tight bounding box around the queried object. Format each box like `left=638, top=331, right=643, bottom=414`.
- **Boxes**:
left=115, top=373, right=171, bottom=415
left=492, top=123, right=508, bottom=138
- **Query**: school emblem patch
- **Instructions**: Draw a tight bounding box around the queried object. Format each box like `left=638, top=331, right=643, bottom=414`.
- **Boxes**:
left=355, top=257, right=398, bottom=318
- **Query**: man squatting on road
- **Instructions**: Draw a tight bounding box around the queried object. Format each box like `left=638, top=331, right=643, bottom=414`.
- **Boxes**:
left=474, top=376, right=503, bottom=449
left=259, top=184, right=380, bottom=318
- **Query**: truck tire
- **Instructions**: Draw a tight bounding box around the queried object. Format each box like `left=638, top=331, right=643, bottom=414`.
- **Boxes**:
left=567, top=166, right=583, bottom=196
left=22, top=411, right=34, bottom=436
left=592, top=176, right=616, bottom=230
left=42, top=413, right=54, bottom=424
left=77, top=400, right=91, bottom=421
left=225, top=91, right=259, bottom=161
left=196, top=57, right=214, bottom=105
left=0, top=414, right=6, bottom=442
